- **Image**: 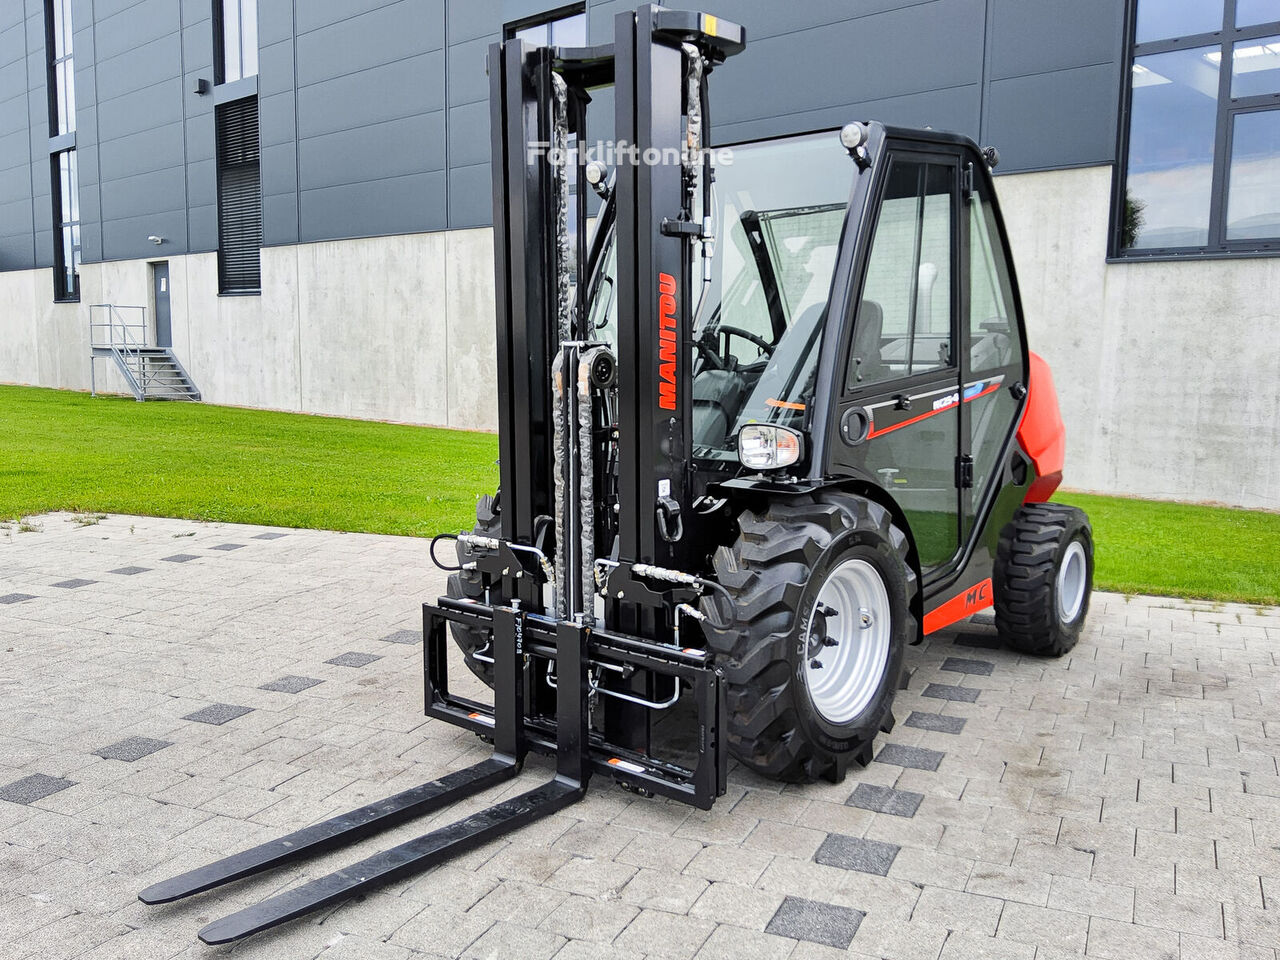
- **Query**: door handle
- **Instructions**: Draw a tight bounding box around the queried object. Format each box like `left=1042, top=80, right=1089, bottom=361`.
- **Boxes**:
left=840, top=407, right=871, bottom=445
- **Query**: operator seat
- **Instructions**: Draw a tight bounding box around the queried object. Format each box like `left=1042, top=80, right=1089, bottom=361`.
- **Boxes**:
left=849, top=299, right=888, bottom=385
left=692, top=368, right=749, bottom=449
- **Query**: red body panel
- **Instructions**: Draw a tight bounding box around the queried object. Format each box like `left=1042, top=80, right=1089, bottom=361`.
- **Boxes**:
left=924, top=578, right=993, bottom=634
left=1018, top=352, right=1066, bottom=503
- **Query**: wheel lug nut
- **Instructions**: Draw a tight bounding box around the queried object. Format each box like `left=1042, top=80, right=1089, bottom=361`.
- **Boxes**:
left=817, top=603, right=837, bottom=618
left=822, top=635, right=837, bottom=647
left=809, top=659, right=823, bottom=670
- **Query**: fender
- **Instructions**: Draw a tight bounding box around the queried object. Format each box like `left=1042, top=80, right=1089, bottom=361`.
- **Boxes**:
left=1017, top=351, right=1066, bottom=503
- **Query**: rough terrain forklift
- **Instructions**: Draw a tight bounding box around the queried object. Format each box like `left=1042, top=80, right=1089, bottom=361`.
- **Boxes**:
left=140, top=6, right=1093, bottom=943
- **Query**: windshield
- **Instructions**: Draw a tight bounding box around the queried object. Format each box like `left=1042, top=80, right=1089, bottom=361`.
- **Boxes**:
left=580, top=131, right=857, bottom=462
left=691, top=132, right=856, bottom=460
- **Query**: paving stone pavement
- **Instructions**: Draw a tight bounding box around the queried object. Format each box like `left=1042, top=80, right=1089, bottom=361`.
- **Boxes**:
left=1, top=511, right=1278, bottom=960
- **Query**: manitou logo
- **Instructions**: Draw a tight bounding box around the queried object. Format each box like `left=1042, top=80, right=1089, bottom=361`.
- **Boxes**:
left=658, top=272, right=677, bottom=410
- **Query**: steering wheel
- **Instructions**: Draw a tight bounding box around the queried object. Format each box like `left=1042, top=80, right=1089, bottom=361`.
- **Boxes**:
left=718, top=325, right=776, bottom=359
left=695, top=325, right=776, bottom=372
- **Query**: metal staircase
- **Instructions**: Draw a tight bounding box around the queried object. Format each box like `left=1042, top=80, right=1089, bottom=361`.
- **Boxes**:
left=89, top=304, right=201, bottom=402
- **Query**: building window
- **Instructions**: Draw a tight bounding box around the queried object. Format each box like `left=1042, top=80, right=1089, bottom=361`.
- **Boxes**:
left=1116, top=0, right=1280, bottom=256
left=215, top=0, right=258, bottom=84
left=52, top=149, right=80, bottom=301
left=215, top=97, right=262, bottom=294
left=45, top=0, right=74, bottom=135
left=505, top=5, right=586, bottom=46
left=45, top=0, right=78, bottom=300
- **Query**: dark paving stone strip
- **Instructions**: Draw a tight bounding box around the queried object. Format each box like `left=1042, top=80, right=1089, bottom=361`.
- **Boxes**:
left=108, top=566, right=151, bottom=576
left=814, top=834, right=901, bottom=876
left=252, top=533, right=288, bottom=540
left=93, top=736, right=172, bottom=762
left=953, top=632, right=1002, bottom=649
left=941, top=657, right=995, bottom=676
left=875, top=743, right=945, bottom=771
left=210, top=543, right=246, bottom=551
left=51, top=579, right=97, bottom=589
left=184, top=703, right=254, bottom=725
left=161, top=554, right=200, bottom=564
left=923, top=682, right=980, bottom=703
left=0, top=594, right=37, bottom=604
left=766, top=896, right=864, bottom=948
left=379, top=630, right=422, bottom=645
left=326, top=652, right=382, bottom=668
left=0, top=774, right=77, bottom=805
left=846, top=782, right=924, bottom=818
left=904, top=711, right=967, bottom=735
left=259, top=675, right=324, bottom=694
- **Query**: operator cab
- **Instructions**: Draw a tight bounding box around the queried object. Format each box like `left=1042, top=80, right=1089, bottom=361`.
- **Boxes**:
left=581, top=123, right=1030, bottom=582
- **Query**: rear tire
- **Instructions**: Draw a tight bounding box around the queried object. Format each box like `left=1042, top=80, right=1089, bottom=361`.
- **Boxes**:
left=445, top=493, right=502, bottom=686
left=993, top=502, right=1093, bottom=657
left=702, top=492, right=918, bottom=783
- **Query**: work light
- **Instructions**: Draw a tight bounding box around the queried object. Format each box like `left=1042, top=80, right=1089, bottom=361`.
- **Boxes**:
left=737, top=424, right=803, bottom=470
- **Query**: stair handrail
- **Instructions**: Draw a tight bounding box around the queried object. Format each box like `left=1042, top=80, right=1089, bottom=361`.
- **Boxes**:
left=89, top=304, right=149, bottom=400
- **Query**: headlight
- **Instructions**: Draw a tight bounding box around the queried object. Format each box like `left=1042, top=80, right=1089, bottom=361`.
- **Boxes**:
left=737, top=424, right=803, bottom=471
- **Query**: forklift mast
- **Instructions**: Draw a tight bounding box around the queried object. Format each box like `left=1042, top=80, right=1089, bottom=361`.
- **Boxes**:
left=490, top=7, right=743, bottom=602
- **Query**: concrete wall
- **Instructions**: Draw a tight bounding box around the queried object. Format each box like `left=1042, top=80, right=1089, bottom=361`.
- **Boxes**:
left=3, top=165, right=1278, bottom=510
left=996, top=166, right=1280, bottom=511
left=0, top=229, right=498, bottom=431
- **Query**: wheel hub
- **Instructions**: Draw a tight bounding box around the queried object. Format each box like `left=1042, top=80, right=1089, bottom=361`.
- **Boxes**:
left=1056, top=540, right=1087, bottom=624
left=804, top=558, right=892, bottom=725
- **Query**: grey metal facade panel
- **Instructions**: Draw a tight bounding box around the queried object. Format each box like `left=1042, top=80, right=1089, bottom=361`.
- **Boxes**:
left=93, top=31, right=183, bottom=103
left=984, top=62, right=1121, bottom=171
left=188, top=200, right=216, bottom=251
left=446, top=99, right=489, bottom=169
left=298, top=111, right=446, bottom=192
left=258, top=38, right=295, bottom=99
left=711, top=0, right=987, bottom=127
left=186, top=157, right=216, bottom=207
left=295, top=50, right=445, bottom=140
left=102, top=208, right=187, bottom=260
left=260, top=142, right=297, bottom=197
left=447, top=160, right=492, bottom=229
left=262, top=192, right=297, bottom=246
left=92, top=0, right=180, bottom=63
left=294, top=1, right=444, bottom=89
left=3, top=0, right=1129, bottom=271
left=99, top=165, right=186, bottom=220
left=298, top=169, right=447, bottom=242
left=715, top=84, right=984, bottom=148
left=987, top=0, right=1124, bottom=80
left=448, top=34, right=492, bottom=107
left=97, top=121, right=187, bottom=179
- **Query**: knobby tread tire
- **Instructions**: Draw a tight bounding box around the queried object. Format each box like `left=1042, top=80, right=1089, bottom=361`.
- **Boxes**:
left=446, top=493, right=502, bottom=686
left=993, top=502, right=1093, bottom=657
left=701, top=491, right=918, bottom=784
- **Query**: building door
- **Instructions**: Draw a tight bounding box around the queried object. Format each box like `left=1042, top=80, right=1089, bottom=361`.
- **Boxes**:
left=152, top=261, right=171, bottom=347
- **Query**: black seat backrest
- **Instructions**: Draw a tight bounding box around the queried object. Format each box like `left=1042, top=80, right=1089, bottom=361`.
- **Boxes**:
left=849, top=299, right=887, bottom=386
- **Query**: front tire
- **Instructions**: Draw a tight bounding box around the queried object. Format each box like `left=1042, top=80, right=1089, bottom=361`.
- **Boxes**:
left=703, top=492, right=918, bottom=783
left=993, top=502, right=1093, bottom=656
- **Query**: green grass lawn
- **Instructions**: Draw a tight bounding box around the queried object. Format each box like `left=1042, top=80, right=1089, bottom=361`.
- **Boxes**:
left=0, top=384, right=498, bottom=537
left=2, top=384, right=1276, bottom=605
left=1054, top=491, right=1279, bottom=606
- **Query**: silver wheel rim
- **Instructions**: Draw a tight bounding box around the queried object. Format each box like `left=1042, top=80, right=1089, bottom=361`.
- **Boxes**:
left=804, top=558, right=892, bottom=725
left=1056, top=539, right=1087, bottom=624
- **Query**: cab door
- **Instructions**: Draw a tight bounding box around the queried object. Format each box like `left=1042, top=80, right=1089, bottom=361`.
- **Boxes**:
left=830, top=148, right=964, bottom=576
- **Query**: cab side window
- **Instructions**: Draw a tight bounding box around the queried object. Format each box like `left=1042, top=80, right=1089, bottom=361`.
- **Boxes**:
left=847, top=158, right=954, bottom=391
left=968, top=185, right=1023, bottom=373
